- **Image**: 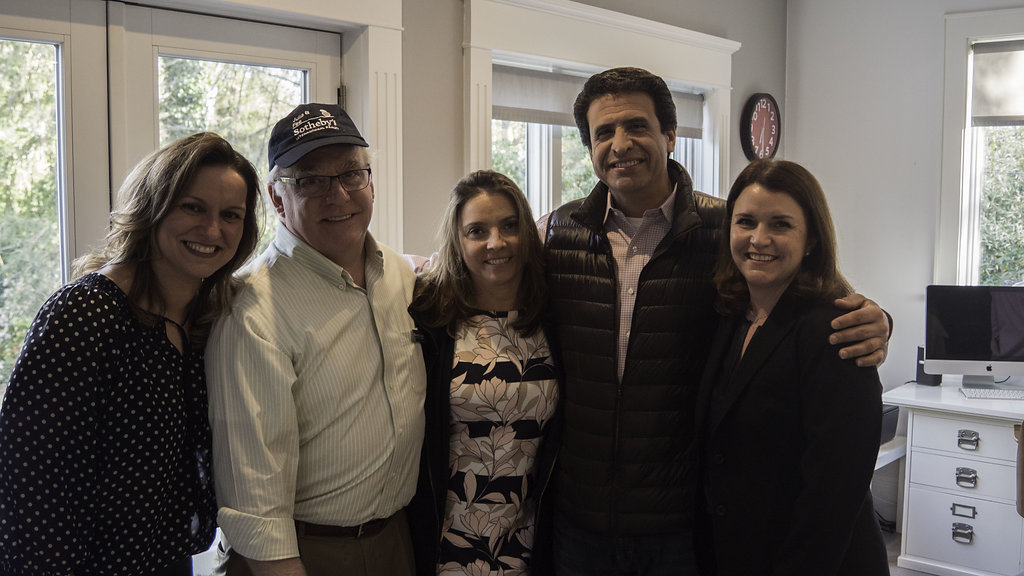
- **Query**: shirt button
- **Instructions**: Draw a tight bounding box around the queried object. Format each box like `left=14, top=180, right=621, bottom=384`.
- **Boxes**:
left=631, top=246, right=638, bottom=253
left=627, top=288, right=635, bottom=295
left=715, top=505, right=728, bottom=517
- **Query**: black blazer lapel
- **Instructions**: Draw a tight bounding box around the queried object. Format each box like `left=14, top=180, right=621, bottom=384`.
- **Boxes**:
left=707, top=295, right=803, bottom=435
left=696, top=313, right=740, bottom=436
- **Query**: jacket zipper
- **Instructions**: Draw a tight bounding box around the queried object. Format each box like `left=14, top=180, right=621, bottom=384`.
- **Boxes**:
left=606, top=235, right=624, bottom=536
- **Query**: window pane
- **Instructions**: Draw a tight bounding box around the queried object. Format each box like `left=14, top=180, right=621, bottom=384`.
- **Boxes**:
left=159, top=56, right=306, bottom=252
left=673, top=136, right=704, bottom=191
left=492, top=119, right=527, bottom=191
left=561, top=126, right=593, bottom=203
left=977, top=125, right=1024, bottom=286
left=492, top=117, right=712, bottom=220
left=0, top=39, right=61, bottom=394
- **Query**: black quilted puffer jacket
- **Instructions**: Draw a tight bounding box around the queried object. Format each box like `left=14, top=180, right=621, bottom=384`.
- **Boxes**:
left=542, top=160, right=725, bottom=536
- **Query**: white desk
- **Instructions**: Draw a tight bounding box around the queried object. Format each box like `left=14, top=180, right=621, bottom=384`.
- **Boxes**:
left=883, top=382, right=1024, bottom=576
left=877, top=435, right=908, bottom=470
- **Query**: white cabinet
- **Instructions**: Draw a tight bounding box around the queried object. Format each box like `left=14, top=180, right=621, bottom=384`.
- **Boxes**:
left=883, top=382, right=1024, bottom=576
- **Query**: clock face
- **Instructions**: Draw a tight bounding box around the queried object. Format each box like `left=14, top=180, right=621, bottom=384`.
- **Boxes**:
left=741, top=93, right=781, bottom=161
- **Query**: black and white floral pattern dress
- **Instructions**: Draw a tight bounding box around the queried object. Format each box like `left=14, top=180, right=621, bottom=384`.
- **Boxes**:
left=438, top=311, right=558, bottom=576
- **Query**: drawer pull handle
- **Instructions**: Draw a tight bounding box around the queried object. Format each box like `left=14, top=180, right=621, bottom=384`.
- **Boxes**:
left=955, top=467, right=978, bottom=488
left=951, top=522, right=974, bottom=544
left=957, top=429, right=979, bottom=450
left=950, top=502, right=977, bottom=519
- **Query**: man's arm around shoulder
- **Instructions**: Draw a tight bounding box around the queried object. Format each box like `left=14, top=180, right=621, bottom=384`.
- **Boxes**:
left=830, top=293, right=892, bottom=367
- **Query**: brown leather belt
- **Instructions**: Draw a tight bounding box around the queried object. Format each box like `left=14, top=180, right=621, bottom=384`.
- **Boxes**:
left=295, top=516, right=391, bottom=539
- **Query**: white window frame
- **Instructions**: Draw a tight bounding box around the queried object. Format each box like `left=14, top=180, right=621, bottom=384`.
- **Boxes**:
left=525, top=123, right=558, bottom=217
left=936, top=7, right=1024, bottom=284
left=106, top=2, right=341, bottom=197
left=464, top=0, right=739, bottom=197
left=107, top=0, right=406, bottom=249
left=0, top=0, right=406, bottom=257
left=1, top=0, right=109, bottom=278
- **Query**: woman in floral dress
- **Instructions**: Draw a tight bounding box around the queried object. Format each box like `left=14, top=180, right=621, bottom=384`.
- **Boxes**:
left=408, top=170, right=560, bottom=576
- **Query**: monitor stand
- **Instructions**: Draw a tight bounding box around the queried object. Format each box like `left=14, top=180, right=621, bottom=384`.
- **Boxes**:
left=960, top=374, right=1024, bottom=389
left=961, top=375, right=997, bottom=388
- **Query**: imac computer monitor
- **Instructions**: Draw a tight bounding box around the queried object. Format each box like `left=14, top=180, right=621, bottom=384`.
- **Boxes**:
left=924, top=284, right=1024, bottom=385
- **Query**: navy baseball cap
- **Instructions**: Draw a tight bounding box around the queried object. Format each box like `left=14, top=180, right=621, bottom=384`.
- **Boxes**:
left=268, top=103, right=368, bottom=169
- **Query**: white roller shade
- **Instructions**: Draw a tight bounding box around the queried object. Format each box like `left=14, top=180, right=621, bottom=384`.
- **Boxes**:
left=972, top=39, right=1024, bottom=127
left=492, top=64, right=703, bottom=138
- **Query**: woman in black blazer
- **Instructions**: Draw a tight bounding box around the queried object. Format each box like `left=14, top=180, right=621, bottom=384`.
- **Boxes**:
left=695, top=159, right=889, bottom=576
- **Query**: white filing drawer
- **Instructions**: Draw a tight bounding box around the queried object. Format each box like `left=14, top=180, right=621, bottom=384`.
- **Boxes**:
left=911, top=412, right=1018, bottom=460
left=904, top=485, right=1022, bottom=576
left=909, top=451, right=1016, bottom=501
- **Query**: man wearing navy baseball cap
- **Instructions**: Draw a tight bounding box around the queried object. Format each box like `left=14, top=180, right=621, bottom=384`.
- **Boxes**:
left=206, top=103, right=425, bottom=576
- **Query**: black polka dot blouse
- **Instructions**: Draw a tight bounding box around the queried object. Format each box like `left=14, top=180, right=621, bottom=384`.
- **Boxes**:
left=0, top=273, right=217, bottom=575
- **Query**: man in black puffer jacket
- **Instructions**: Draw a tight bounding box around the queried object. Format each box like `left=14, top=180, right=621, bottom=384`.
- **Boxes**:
left=540, top=67, right=892, bottom=576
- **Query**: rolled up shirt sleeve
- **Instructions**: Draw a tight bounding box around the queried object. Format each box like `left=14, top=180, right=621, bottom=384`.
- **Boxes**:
left=206, top=300, right=301, bottom=561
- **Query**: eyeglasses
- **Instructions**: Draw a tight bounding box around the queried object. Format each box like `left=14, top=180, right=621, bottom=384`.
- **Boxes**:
left=277, top=167, right=372, bottom=198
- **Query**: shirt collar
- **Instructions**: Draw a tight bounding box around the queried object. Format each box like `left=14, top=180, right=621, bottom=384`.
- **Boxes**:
left=602, top=180, right=679, bottom=226
left=272, top=222, right=384, bottom=288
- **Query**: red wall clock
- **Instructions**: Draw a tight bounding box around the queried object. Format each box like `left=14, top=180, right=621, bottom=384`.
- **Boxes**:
left=740, top=93, right=781, bottom=161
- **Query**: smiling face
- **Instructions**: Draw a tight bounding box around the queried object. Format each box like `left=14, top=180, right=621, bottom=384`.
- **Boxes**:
left=458, top=191, right=523, bottom=310
left=730, top=183, right=811, bottom=304
left=586, top=91, right=676, bottom=217
left=270, top=144, right=373, bottom=268
left=153, top=165, right=248, bottom=289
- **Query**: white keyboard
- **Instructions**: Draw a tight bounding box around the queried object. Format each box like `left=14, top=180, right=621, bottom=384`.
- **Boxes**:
left=960, top=386, right=1024, bottom=400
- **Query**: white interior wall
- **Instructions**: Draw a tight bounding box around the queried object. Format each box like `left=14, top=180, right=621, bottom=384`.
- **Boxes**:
left=786, top=0, right=1024, bottom=389
left=402, top=0, right=467, bottom=256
